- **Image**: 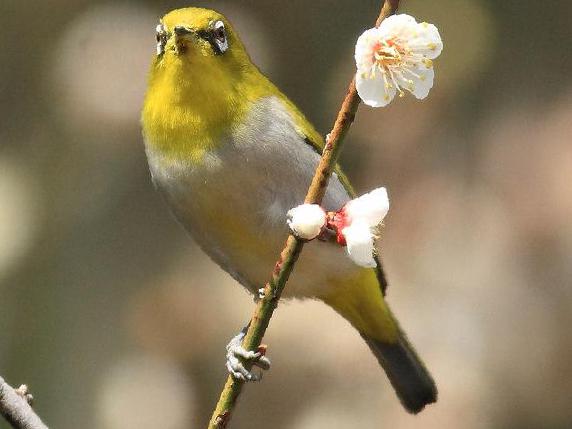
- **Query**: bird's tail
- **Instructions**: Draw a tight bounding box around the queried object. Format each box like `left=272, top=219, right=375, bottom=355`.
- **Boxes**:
left=361, top=324, right=437, bottom=414
left=322, top=271, right=437, bottom=414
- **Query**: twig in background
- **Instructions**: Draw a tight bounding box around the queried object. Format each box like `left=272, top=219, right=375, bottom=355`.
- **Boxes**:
left=0, top=376, right=48, bottom=429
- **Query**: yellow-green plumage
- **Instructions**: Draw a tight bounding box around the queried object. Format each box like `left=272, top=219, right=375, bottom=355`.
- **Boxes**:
left=143, top=8, right=324, bottom=164
left=142, top=7, right=436, bottom=413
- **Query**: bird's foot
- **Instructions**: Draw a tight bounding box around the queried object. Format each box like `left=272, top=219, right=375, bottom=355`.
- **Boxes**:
left=257, top=287, right=266, bottom=300
left=226, top=329, right=270, bottom=382
left=253, top=286, right=269, bottom=303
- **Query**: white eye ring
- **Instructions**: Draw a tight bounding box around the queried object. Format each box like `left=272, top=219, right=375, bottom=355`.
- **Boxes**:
left=212, top=20, right=228, bottom=54
left=156, top=23, right=167, bottom=56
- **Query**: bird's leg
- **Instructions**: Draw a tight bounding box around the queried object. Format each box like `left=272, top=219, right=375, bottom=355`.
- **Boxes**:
left=226, top=326, right=271, bottom=382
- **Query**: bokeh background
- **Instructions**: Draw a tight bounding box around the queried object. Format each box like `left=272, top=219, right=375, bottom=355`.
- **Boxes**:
left=1, top=0, right=571, bottom=428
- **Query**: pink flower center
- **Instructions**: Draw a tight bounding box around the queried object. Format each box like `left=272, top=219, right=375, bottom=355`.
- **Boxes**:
left=372, top=37, right=406, bottom=68
left=327, top=208, right=351, bottom=246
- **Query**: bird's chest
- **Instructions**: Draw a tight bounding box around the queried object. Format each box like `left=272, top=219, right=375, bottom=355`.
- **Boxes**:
left=148, top=110, right=322, bottom=236
left=144, top=96, right=350, bottom=294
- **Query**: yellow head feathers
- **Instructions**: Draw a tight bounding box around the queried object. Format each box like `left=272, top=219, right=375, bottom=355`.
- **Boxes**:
left=154, top=8, right=250, bottom=74
left=142, top=7, right=323, bottom=164
left=142, top=8, right=272, bottom=162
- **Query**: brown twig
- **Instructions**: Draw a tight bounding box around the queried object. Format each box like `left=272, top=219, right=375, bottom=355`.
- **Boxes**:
left=0, top=376, right=48, bottom=429
left=207, top=1, right=400, bottom=427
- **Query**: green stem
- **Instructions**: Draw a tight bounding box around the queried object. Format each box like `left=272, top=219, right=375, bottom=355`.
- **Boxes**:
left=207, top=1, right=400, bottom=427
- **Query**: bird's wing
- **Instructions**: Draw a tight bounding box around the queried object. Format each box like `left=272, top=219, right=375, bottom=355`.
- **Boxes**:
left=302, top=135, right=355, bottom=197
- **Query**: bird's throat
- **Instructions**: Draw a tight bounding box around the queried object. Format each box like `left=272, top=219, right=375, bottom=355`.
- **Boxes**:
left=142, top=56, right=271, bottom=165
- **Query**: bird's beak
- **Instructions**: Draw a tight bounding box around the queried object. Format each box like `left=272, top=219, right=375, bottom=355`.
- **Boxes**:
left=171, top=26, right=196, bottom=55
left=173, top=26, right=194, bottom=38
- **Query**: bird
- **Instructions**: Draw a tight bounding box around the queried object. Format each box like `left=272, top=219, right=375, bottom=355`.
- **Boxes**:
left=141, top=7, right=437, bottom=414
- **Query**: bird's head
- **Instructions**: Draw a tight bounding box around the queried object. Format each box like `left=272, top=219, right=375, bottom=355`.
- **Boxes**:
left=143, top=8, right=274, bottom=161
left=152, top=8, right=252, bottom=83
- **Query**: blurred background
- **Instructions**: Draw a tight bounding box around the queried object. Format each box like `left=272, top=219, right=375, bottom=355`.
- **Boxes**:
left=1, top=0, right=571, bottom=428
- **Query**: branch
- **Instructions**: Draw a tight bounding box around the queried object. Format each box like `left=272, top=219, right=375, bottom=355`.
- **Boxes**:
left=207, top=1, right=400, bottom=427
left=0, top=376, right=48, bottom=429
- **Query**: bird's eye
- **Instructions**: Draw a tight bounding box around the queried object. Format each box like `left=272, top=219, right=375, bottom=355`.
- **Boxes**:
left=213, top=21, right=226, bottom=43
left=156, top=23, right=167, bottom=56
left=212, top=20, right=228, bottom=54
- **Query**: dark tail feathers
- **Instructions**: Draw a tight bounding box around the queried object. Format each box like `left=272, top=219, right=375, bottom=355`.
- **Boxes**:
left=362, top=331, right=437, bottom=414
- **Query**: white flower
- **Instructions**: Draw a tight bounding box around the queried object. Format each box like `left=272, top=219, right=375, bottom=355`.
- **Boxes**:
left=355, top=14, right=443, bottom=107
left=339, top=187, right=390, bottom=267
left=287, top=204, right=326, bottom=240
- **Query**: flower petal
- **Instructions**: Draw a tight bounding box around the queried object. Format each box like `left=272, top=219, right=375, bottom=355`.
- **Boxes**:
left=394, top=63, right=434, bottom=100
left=342, top=222, right=376, bottom=268
left=409, top=64, right=435, bottom=99
left=410, top=22, right=443, bottom=59
left=356, top=72, right=397, bottom=108
left=345, top=187, right=389, bottom=227
left=354, top=27, right=381, bottom=72
left=377, top=14, right=417, bottom=39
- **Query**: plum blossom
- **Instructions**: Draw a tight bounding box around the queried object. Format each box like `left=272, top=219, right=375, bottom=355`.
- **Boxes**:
left=335, top=187, right=390, bottom=267
left=355, top=14, right=443, bottom=107
left=286, top=188, right=390, bottom=268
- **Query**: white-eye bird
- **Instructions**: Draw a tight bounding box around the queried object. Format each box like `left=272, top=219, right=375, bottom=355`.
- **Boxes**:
left=141, top=7, right=437, bottom=413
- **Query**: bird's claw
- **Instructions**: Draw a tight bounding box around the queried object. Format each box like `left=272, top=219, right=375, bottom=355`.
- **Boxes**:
left=225, top=330, right=271, bottom=382
left=257, top=287, right=266, bottom=300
